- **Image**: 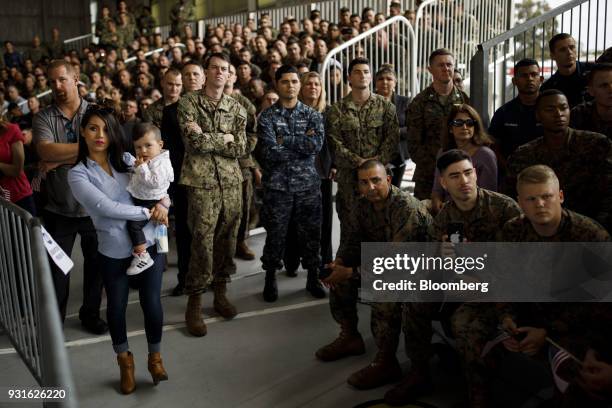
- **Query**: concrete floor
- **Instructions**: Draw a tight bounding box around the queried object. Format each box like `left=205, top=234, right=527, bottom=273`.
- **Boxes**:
left=0, top=164, right=550, bottom=407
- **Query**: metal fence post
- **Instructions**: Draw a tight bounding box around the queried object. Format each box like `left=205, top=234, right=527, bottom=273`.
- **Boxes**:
left=470, top=46, right=490, bottom=125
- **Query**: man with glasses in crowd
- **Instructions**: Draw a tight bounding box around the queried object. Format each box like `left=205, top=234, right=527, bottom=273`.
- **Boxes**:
left=32, top=60, right=107, bottom=334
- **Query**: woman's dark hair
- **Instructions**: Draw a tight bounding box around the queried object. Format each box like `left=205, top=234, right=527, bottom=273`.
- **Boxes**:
left=76, top=104, right=129, bottom=172
left=441, top=103, right=493, bottom=151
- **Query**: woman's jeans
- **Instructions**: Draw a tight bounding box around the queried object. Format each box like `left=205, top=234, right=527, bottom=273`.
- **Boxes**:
left=98, top=246, right=163, bottom=354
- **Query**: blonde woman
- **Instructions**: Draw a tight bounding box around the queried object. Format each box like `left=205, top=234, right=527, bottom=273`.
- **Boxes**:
left=284, top=72, right=335, bottom=277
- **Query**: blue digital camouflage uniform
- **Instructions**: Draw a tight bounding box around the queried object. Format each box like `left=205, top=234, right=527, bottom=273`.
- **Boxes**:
left=258, top=101, right=324, bottom=272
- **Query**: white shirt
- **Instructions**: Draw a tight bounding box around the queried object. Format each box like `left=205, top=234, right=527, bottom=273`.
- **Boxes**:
left=125, top=150, right=174, bottom=200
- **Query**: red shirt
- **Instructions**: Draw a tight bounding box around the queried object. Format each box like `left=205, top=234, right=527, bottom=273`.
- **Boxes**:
left=0, top=123, right=33, bottom=203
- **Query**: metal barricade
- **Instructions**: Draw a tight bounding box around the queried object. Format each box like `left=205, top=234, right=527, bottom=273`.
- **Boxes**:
left=63, top=34, right=94, bottom=54
left=471, top=0, right=612, bottom=123
left=124, top=43, right=186, bottom=65
left=0, top=200, right=77, bottom=407
left=415, top=0, right=513, bottom=91
left=320, top=15, right=417, bottom=106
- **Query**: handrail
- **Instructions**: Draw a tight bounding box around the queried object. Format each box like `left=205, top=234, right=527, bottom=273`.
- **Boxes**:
left=64, top=33, right=94, bottom=44
left=124, top=43, right=186, bottom=64
left=481, top=0, right=586, bottom=50
left=320, top=15, right=417, bottom=104
left=470, top=0, right=611, bottom=123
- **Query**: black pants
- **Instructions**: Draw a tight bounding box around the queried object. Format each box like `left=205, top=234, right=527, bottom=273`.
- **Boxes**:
left=171, top=184, right=191, bottom=287
left=284, top=179, right=333, bottom=272
left=127, top=197, right=157, bottom=246
left=42, top=210, right=103, bottom=322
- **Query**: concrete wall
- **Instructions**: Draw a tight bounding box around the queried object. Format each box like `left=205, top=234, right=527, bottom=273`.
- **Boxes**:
left=0, top=0, right=91, bottom=48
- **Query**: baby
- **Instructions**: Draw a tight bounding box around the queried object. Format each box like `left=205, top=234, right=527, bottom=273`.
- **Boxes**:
left=125, top=122, right=173, bottom=275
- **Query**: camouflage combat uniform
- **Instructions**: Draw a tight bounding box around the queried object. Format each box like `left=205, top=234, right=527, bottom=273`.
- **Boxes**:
left=142, top=98, right=165, bottom=128
left=496, top=209, right=612, bottom=406
left=505, top=128, right=612, bottom=231
left=257, top=101, right=324, bottom=272
left=570, top=101, right=612, bottom=140
left=403, top=188, right=520, bottom=377
left=177, top=92, right=247, bottom=295
left=170, top=0, right=195, bottom=37
left=406, top=85, right=469, bottom=199
left=333, top=185, right=432, bottom=350
left=327, top=93, right=399, bottom=248
left=231, top=93, right=258, bottom=244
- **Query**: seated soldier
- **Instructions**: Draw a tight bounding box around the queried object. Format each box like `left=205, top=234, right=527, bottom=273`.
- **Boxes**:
left=316, top=160, right=432, bottom=392
left=386, top=150, right=521, bottom=407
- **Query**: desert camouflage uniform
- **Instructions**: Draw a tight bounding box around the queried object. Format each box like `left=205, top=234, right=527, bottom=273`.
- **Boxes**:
left=178, top=91, right=247, bottom=294
left=406, top=85, right=469, bottom=199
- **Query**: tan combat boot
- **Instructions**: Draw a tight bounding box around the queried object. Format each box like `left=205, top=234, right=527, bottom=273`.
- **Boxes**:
left=185, top=294, right=207, bottom=336
left=235, top=240, right=255, bottom=260
left=117, top=351, right=136, bottom=394
left=315, top=321, right=366, bottom=362
left=213, top=281, right=237, bottom=319
left=384, top=366, right=433, bottom=406
left=347, top=349, right=402, bottom=390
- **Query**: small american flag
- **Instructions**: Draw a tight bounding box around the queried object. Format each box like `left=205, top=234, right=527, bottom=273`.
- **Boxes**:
left=481, top=330, right=511, bottom=358
left=549, top=343, right=572, bottom=392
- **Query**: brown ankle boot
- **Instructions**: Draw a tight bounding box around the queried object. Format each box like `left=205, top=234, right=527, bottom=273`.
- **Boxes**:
left=347, top=350, right=402, bottom=390
left=213, top=282, right=237, bottom=319
left=148, top=352, right=168, bottom=385
left=185, top=294, right=207, bottom=337
left=235, top=241, right=255, bottom=260
left=117, top=351, right=136, bottom=394
left=315, top=321, right=365, bottom=362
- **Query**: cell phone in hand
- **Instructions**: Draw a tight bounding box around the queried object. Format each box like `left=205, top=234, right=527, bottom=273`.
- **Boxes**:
left=447, top=222, right=465, bottom=244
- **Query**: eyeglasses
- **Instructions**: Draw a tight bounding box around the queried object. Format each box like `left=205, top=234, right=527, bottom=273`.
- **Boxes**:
left=450, top=119, right=476, bottom=128
left=64, top=120, right=77, bottom=142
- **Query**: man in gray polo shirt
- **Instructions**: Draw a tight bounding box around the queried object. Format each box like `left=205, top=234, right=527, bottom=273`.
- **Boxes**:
left=32, top=60, right=107, bottom=334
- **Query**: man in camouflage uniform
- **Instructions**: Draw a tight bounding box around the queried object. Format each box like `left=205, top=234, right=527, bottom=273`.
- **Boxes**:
left=143, top=68, right=182, bottom=128
left=496, top=165, right=611, bottom=407
left=316, top=160, right=432, bottom=389
left=505, top=89, right=612, bottom=232
left=406, top=49, right=469, bottom=200
left=327, top=57, right=399, bottom=248
left=177, top=53, right=247, bottom=337
left=570, top=63, right=612, bottom=140
left=170, top=0, right=195, bottom=38
left=258, top=65, right=325, bottom=302
left=225, top=63, right=259, bottom=261
left=385, top=150, right=521, bottom=406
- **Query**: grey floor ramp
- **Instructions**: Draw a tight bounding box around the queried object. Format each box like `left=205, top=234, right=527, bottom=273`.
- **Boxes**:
left=1, top=169, right=553, bottom=407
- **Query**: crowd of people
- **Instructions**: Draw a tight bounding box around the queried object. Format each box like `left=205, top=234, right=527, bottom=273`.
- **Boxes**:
left=1, top=0, right=612, bottom=406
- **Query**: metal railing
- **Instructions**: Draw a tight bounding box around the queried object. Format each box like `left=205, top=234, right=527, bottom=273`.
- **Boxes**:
left=0, top=199, right=77, bottom=407
left=124, top=43, right=186, bottom=64
left=414, top=0, right=513, bottom=91
left=64, top=34, right=94, bottom=54
left=320, top=15, right=417, bottom=105
left=470, top=0, right=612, bottom=123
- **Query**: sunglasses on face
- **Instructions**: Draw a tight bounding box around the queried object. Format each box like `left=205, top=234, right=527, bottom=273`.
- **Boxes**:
left=450, top=119, right=476, bottom=128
